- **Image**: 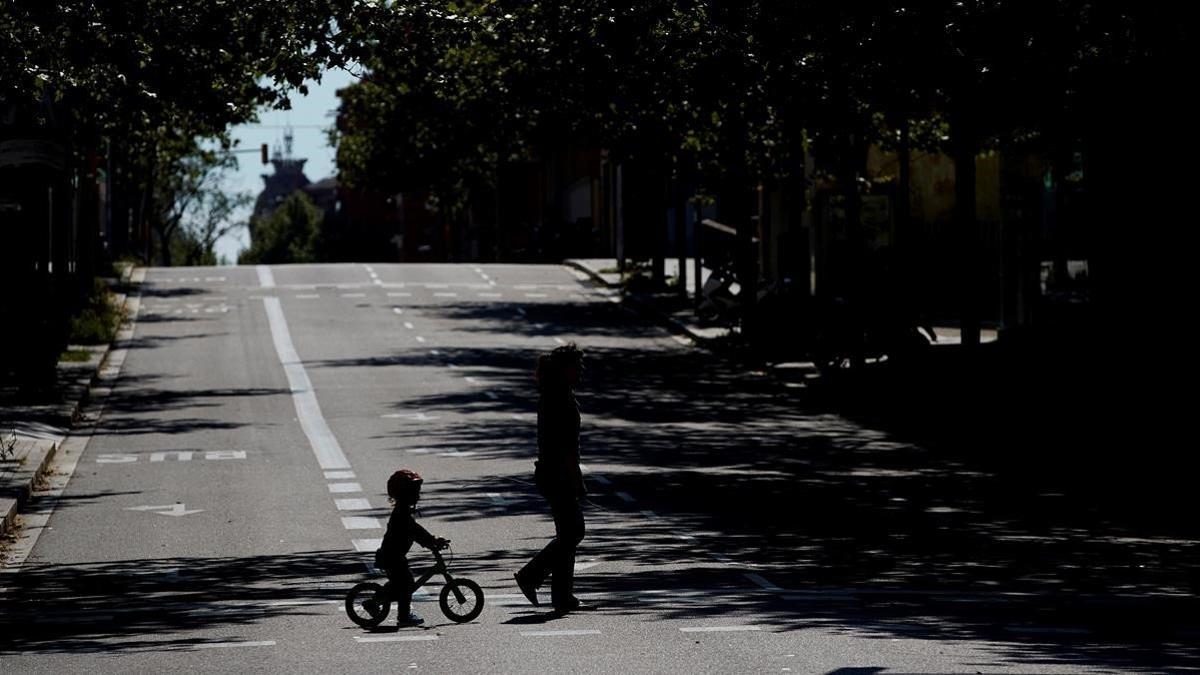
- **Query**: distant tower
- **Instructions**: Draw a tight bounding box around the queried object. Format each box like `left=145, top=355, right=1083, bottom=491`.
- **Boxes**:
left=252, top=125, right=310, bottom=223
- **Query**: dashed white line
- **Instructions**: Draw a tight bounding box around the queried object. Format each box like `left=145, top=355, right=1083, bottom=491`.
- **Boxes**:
left=328, top=482, right=363, bottom=494
left=680, top=626, right=761, bottom=633
left=355, top=635, right=439, bottom=643
left=335, top=498, right=372, bottom=511
left=743, top=573, right=782, bottom=591
left=341, top=517, right=381, bottom=530
left=352, top=539, right=383, bottom=552
left=193, top=640, right=277, bottom=650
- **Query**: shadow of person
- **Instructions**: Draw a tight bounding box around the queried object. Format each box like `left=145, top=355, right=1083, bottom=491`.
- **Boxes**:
left=501, top=611, right=567, bottom=625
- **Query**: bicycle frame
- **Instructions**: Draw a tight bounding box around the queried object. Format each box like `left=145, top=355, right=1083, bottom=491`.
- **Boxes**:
left=407, top=549, right=469, bottom=604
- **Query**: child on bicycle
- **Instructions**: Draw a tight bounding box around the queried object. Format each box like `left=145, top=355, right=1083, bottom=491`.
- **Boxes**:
left=375, top=469, right=449, bottom=626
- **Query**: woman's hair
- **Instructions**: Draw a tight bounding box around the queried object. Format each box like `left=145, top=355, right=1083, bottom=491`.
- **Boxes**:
left=535, top=343, right=583, bottom=390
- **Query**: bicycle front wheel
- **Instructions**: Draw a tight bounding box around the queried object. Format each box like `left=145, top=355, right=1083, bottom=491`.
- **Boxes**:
left=439, top=578, right=484, bottom=623
left=346, top=582, right=390, bottom=628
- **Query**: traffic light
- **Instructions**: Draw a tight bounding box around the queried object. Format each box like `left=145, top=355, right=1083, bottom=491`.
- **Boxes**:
left=261, top=143, right=269, bottom=165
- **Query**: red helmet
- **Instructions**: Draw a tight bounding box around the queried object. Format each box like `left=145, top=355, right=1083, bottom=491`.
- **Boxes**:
left=387, top=469, right=423, bottom=504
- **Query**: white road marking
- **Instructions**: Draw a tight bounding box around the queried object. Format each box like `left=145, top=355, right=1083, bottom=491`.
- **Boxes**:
left=263, top=297, right=351, bottom=470
left=438, top=450, right=475, bottom=458
left=393, top=307, right=404, bottom=315
left=382, top=412, right=439, bottom=421
left=415, top=336, right=426, bottom=343
left=342, top=517, right=382, bottom=530
left=193, top=640, right=276, bottom=650
left=407, top=448, right=434, bottom=454
left=477, top=292, right=502, bottom=298
left=352, top=538, right=383, bottom=552
left=355, top=635, right=439, bottom=643
left=447, top=363, right=459, bottom=370
left=524, top=293, right=548, bottom=298
left=125, top=504, right=203, bottom=517
left=679, top=626, right=761, bottom=633
left=328, top=482, right=363, bottom=493
left=256, top=265, right=275, bottom=288
left=341, top=293, right=366, bottom=298
left=325, top=470, right=355, bottom=480
left=388, top=292, right=412, bottom=297
left=616, top=491, right=635, bottom=503
left=553, top=337, right=567, bottom=345
left=426, top=283, right=449, bottom=289
left=403, top=321, right=415, bottom=329
left=672, top=335, right=692, bottom=346
left=429, top=349, right=440, bottom=355
left=335, top=498, right=372, bottom=511
left=744, top=573, right=782, bottom=591
left=297, top=294, right=320, bottom=299
left=464, top=377, right=482, bottom=385
left=521, top=630, right=601, bottom=637
left=574, top=561, right=602, bottom=571
left=434, top=292, right=458, bottom=297
left=150, top=451, right=193, bottom=462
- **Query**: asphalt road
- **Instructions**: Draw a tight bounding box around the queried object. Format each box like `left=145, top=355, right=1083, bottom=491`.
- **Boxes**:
left=0, top=263, right=1192, bottom=673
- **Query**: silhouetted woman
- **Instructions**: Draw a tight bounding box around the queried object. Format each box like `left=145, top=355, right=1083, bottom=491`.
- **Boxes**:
left=514, top=343, right=591, bottom=613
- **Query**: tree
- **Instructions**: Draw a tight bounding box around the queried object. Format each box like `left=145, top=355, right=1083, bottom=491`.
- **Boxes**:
left=238, top=191, right=322, bottom=265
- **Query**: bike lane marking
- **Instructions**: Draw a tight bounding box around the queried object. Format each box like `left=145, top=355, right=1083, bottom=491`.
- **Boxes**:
left=262, top=295, right=351, bottom=471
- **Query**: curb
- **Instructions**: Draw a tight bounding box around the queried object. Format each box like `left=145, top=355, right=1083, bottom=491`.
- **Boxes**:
left=0, top=266, right=140, bottom=536
left=562, top=260, right=725, bottom=348
left=0, top=441, right=57, bottom=535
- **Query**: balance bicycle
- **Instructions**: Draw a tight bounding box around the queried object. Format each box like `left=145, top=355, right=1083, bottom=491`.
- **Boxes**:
left=345, top=545, right=484, bottom=627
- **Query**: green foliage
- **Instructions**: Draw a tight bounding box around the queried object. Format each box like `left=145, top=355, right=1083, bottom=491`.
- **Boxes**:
left=239, top=191, right=323, bottom=264
left=59, top=350, right=93, bottom=363
left=66, top=280, right=122, bottom=345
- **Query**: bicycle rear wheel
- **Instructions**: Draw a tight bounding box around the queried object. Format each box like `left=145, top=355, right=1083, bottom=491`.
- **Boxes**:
left=346, top=582, right=390, bottom=628
left=439, top=578, right=484, bottom=623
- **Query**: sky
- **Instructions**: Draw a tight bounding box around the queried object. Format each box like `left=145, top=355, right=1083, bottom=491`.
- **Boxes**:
left=214, top=68, right=357, bottom=264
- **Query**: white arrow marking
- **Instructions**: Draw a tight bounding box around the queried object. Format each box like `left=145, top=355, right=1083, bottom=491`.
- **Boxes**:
left=126, top=504, right=204, bottom=517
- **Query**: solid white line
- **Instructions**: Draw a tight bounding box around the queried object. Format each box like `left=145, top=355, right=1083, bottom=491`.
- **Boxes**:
left=521, top=630, right=601, bottom=637
left=353, top=538, right=383, bottom=552
left=743, top=573, right=782, bottom=591
left=328, top=482, right=363, bottom=493
left=679, top=626, right=761, bottom=633
left=194, top=640, right=277, bottom=650
left=355, top=635, right=439, bottom=643
left=256, top=265, right=275, bottom=288
left=325, top=470, right=355, bottom=480
left=262, top=297, right=351, bottom=470
left=342, top=517, right=382, bottom=530
left=335, top=498, right=372, bottom=511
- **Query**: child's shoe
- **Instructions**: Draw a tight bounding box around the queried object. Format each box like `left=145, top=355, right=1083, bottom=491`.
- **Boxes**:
left=396, top=612, right=425, bottom=627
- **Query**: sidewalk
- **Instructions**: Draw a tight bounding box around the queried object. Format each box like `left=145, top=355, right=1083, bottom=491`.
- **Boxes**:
left=565, top=258, right=730, bottom=346
left=565, top=257, right=997, bottom=367
left=0, top=268, right=133, bottom=535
